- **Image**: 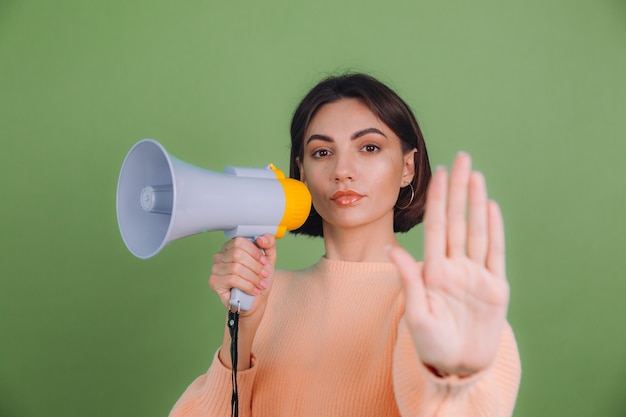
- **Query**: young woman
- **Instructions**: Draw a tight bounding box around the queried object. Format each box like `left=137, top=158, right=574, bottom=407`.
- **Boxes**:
left=169, top=73, right=521, bottom=416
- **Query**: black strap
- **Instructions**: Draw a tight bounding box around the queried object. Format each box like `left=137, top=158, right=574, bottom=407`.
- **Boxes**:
left=228, top=309, right=239, bottom=417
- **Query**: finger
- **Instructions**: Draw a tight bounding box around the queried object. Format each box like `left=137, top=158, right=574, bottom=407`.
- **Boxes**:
left=467, top=171, right=488, bottom=263
left=209, top=266, right=262, bottom=309
left=387, top=246, right=427, bottom=316
left=211, top=255, right=266, bottom=293
left=226, top=237, right=266, bottom=262
left=216, top=238, right=270, bottom=288
left=215, top=271, right=262, bottom=301
left=423, top=166, right=448, bottom=263
left=222, top=240, right=265, bottom=275
left=447, top=153, right=472, bottom=258
left=486, top=200, right=506, bottom=278
left=254, top=234, right=277, bottom=292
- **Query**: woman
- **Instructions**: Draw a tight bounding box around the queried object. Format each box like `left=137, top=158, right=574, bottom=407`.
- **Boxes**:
left=169, top=73, right=521, bottom=416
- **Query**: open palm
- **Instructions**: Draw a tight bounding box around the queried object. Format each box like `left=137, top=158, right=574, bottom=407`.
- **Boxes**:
left=389, top=153, right=510, bottom=376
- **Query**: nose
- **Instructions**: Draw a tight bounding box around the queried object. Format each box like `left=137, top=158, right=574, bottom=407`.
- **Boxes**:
left=333, top=152, right=356, bottom=182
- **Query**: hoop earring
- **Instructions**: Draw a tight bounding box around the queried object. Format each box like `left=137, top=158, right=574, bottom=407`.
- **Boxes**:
left=396, top=183, right=415, bottom=210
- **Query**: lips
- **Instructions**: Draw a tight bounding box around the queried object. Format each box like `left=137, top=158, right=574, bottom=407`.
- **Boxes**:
left=330, top=190, right=364, bottom=206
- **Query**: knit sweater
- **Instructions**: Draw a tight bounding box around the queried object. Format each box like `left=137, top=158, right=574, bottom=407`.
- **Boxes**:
left=169, top=257, right=521, bottom=417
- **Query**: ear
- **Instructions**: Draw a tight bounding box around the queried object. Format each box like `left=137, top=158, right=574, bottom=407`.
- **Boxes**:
left=296, top=157, right=307, bottom=185
left=401, top=149, right=417, bottom=186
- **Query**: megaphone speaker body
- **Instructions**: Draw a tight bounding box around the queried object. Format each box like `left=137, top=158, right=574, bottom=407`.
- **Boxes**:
left=116, top=139, right=311, bottom=310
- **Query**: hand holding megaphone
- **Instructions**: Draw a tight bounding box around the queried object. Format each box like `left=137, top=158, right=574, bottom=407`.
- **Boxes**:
left=116, top=139, right=312, bottom=311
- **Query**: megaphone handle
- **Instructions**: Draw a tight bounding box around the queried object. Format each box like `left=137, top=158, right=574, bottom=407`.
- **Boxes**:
left=228, top=237, right=264, bottom=312
left=229, top=288, right=255, bottom=312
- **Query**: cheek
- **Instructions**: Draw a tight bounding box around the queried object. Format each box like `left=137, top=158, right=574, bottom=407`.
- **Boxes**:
left=300, top=165, right=326, bottom=200
left=370, top=151, right=404, bottom=186
left=370, top=173, right=402, bottom=204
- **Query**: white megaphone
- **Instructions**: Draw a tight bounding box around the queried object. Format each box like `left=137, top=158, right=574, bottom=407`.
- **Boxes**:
left=116, top=139, right=312, bottom=311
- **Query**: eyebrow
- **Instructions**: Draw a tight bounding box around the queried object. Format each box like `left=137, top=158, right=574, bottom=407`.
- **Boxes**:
left=306, top=127, right=388, bottom=145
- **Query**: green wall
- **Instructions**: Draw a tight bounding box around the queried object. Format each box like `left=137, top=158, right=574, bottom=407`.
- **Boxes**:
left=1, top=1, right=625, bottom=416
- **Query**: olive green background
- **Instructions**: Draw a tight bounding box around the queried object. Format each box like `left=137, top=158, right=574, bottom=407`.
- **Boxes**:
left=1, top=1, right=625, bottom=416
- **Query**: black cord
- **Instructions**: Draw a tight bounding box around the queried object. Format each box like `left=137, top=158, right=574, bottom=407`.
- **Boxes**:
left=228, top=309, right=239, bottom=417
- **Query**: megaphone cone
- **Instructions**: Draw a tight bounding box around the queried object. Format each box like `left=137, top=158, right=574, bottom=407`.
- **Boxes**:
left=116, top=139, right=312, bottom=309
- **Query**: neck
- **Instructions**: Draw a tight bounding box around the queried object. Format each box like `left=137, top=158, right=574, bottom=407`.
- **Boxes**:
left=322, top=222, right=400, bottom=262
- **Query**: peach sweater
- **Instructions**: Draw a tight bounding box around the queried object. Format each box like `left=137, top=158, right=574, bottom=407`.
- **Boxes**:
left=170, top=257, right=521, bottom=417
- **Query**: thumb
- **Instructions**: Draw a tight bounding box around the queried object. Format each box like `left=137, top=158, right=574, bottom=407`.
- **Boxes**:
left=255, top=234, right=278, bottom=268
left=387, top=246, right=427, bottom=312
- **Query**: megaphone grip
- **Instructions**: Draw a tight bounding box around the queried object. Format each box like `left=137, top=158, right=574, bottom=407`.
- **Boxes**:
left=228, top=238, right=265, bottom=312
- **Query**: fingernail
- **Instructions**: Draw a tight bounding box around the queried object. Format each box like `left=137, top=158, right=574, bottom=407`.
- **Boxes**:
left=384, top=244, right=393, bottom=253
left=260, top=256, right=268, bottom=265
left=254, top=288, right=261, bottom=295
left=260, top=280, right=268, bottom=289
left=261, top=269, right=270, bottom=278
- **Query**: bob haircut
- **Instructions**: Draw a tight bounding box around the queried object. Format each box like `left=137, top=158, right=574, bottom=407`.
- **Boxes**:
left=289, top=73, right=432, bottom=237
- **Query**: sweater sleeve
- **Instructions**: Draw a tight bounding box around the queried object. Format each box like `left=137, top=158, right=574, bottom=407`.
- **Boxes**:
left=168, top=350, right=258, bottom=417
left=393, top=319, right=521, bottom=417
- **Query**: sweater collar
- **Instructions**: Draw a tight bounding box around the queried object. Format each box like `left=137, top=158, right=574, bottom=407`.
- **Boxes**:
left=312, top=256, right=399, bottom=278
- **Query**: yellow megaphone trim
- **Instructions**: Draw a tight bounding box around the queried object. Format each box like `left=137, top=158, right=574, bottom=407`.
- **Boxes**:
left=268, top=163, right=312, bottom=238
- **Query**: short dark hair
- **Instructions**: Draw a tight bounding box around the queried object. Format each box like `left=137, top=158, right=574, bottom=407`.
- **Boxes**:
left=289, top=73, right=431, bottom=237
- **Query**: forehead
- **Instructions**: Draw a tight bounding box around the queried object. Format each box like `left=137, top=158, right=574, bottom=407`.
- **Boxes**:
left=306, top=98, right=390, bottom=137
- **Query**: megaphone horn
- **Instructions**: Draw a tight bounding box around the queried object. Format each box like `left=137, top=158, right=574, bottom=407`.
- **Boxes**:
left=116, top=139, right=312, bottom=310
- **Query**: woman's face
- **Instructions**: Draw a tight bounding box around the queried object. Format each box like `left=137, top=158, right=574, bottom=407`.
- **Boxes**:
left=297, top=98, right=415, bottom=233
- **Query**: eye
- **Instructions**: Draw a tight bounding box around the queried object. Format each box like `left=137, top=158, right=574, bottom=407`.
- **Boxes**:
left=311, top=148, right=332, bottom=159
left=362, top=144, right=380, bottom=153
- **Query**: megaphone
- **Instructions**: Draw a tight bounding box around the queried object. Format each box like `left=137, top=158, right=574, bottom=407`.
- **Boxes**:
left=116, top=139, right=311, bottom=311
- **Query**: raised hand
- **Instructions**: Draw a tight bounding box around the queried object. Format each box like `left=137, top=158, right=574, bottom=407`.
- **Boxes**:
left=388, top=153, right=510, bottom=376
